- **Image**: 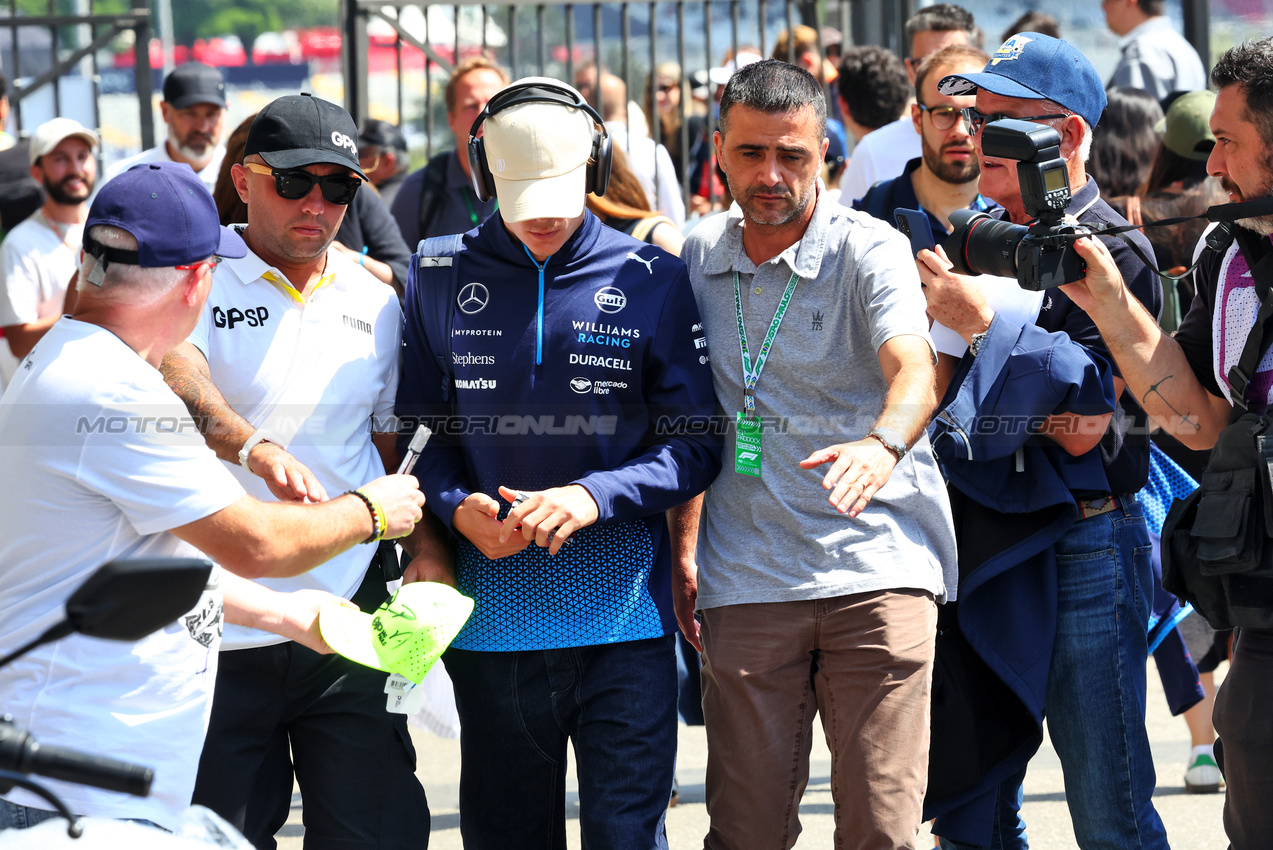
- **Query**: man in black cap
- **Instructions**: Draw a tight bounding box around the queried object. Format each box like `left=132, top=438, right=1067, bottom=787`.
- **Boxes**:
left=162, top=93, right=442, bottom=850
left=357, top=118, right=410, bottom=208
left=101, top=61, right=228, bottom=192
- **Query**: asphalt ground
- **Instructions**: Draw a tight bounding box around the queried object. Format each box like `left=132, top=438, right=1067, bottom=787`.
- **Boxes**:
left=277, top=666, right=1228, bottom=849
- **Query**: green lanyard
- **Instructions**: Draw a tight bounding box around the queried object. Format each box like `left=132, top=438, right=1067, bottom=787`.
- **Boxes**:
left=733, top=270, right=800, bottom=417
left=461, top=188, right=479, bottom=226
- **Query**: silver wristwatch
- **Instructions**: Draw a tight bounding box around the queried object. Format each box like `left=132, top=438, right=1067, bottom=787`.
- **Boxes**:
left=868, top=427, right=908, bottom=461
left=969, top=330, right=989, bottom=357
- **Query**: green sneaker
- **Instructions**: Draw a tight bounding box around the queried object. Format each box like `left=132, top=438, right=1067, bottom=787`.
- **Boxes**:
left=1184, top=749, right=1223, bottom=794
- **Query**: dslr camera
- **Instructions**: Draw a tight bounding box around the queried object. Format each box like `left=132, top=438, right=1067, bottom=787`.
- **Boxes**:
left=945, top=119, right=1093, bottom=291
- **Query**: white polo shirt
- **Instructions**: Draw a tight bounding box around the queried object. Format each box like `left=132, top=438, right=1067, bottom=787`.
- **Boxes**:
left=99, top=141, right=226, bottom=194
left=187, top=239, right=402, bottom=650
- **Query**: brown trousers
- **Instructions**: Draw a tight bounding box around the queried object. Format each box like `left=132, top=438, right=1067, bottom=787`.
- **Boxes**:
left=700, top=589, right=937, bottom=850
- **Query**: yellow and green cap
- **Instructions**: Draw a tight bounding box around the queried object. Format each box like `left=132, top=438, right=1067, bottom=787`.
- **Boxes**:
left=319, top=582, right=474, bottom=683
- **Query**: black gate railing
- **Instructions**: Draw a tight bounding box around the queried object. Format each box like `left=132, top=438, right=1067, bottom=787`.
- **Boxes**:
left=2, top=0, right=156, bottom=149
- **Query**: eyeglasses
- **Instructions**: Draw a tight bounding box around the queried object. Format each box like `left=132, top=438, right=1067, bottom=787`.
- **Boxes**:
left=657, top=82, right=679, bottom=94
left=243, top=162, right=362, bottom=206
left=918, top=104, right=964, bottom=131
left=176, top=255, right=223, bottom=275
left=357, top=148, right=382, bottom=172
left=960, top=107, right=1069, bottom=136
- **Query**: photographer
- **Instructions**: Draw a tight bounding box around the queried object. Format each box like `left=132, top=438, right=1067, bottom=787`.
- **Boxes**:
left=914, top=34, right=1167, bottom=849
left=1065, top=37, right=1273, bottom=850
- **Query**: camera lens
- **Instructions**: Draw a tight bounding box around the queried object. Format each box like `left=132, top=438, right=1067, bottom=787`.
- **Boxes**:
left=945, top=210, right=1027, bottom=278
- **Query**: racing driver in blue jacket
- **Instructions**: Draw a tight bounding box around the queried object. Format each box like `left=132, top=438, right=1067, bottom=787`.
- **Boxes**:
left=395, top=77, right=723, bottom=850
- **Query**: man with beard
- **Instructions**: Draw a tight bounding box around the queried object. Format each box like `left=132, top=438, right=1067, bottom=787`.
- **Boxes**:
left=856, top=45, right=995, bottom=246
left=0, top=117, right=97, bottom=377
left=1064, top=37, right=1273, bottom=850
left=102, top=62, right=227, bottom=192
left=673, top=59, right=957, bottom=848
left=161, top=94, right=440, bottom=849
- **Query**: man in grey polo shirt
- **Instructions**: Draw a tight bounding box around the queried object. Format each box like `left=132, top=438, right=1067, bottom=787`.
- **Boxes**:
left=672, top=59, right=956, bottom=849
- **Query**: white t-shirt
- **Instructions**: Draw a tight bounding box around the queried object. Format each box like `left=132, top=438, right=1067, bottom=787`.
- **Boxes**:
left=607, top=122, right=687, bottom=228
left=0, top=213, right=82, bottom=388
left=99, top=142, right=226, bottom=194
left=0, top=319, right=244, bottom=827
left=841, top=116, right=921, bottom=206
left=187, top=244, right=402, bottom=649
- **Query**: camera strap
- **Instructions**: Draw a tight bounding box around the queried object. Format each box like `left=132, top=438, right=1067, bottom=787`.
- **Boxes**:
left=1088, top=196, right=1273, bottom=285
left=1226, top=232, right=1273, bottom=417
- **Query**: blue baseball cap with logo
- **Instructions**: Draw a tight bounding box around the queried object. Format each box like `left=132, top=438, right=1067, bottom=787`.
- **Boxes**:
left=937, top=32, right=1107, bottom=129
left=85, top=161, right=246, bottom=271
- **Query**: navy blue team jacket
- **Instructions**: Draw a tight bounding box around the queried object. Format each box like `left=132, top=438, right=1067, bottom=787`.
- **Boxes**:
left=396, top=211, right=723, bottom=651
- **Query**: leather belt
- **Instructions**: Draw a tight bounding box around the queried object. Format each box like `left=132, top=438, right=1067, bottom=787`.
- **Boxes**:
left=1077, top=494, right=1120, bottom=520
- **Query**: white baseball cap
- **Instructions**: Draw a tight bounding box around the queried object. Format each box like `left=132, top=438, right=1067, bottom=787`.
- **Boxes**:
left=29, top=117, right=99, bottom=167
left=482, top=78, right=597, bottom=223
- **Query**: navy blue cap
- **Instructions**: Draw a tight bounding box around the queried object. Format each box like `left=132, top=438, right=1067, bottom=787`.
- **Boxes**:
left=86, top=161, right=246, bottom=267
left=937, top=33, right=1107, bottom=129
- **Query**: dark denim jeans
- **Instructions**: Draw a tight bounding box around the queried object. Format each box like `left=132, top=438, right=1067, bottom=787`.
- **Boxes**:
left=0, top=800, right=61, bottom=831
left=444, top=635, right=677, bottom=850
left=942, top=502, right=1169, bottom=850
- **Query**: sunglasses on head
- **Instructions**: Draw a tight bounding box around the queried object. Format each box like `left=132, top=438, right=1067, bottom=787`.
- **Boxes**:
left=244, top=162, right=362, bottom=205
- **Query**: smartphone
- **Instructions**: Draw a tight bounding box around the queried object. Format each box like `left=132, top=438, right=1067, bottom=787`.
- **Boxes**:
left=894, top=208, right=936, bottom=257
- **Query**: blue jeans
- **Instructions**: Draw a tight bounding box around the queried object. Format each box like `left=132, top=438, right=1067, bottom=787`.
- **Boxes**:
left=443, top=636, right=677, bottom=850
left=942, top=502, right=1168, bottom=850
left=0, top=800, right=61, bottom=831
left=0, top=799, right=162, bottom=832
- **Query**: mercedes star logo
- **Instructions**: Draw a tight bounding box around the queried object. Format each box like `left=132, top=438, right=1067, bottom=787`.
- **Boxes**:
left=457, top=282, right=490, bottom=315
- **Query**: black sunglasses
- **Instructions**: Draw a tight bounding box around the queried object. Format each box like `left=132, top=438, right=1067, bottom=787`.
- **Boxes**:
left=960, top=107, right=1068, bottom=136
left=244, top=163, right=362, bottom=205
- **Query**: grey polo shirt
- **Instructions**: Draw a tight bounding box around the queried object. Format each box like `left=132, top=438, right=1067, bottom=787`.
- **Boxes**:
left=682, top=193, right=957, bottom=608
left=1110, top=16, right=1207, bottom=103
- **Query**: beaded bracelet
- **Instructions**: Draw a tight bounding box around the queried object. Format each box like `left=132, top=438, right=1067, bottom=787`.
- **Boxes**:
left=346, top=488, right=384, bottom=544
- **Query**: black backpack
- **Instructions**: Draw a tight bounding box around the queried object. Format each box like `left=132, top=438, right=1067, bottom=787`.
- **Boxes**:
left=1162, top=228, right=1273, bottom=630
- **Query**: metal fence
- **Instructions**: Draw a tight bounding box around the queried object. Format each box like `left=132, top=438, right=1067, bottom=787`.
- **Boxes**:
left=340, top=0, right=878, bottom=145
left=2, top=0, right=156, bottom=149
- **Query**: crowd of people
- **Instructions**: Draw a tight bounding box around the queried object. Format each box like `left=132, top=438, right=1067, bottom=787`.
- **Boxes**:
left=2, top=3, right=1272, bottom=849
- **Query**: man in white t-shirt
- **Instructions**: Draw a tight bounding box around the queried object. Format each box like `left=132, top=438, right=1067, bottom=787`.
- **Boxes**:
left=162, top=94, right=443, bottom=850
left=100, top=62, right=228, bottom=193
left=597, top=71, right=686, bottom=226
left=0, top=161, right=425, bottom=833
left=0, top=117, right=96, bottom=389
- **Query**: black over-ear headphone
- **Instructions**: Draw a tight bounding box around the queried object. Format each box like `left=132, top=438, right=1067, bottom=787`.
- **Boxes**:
left=466, top=77, right=613, bottom=203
